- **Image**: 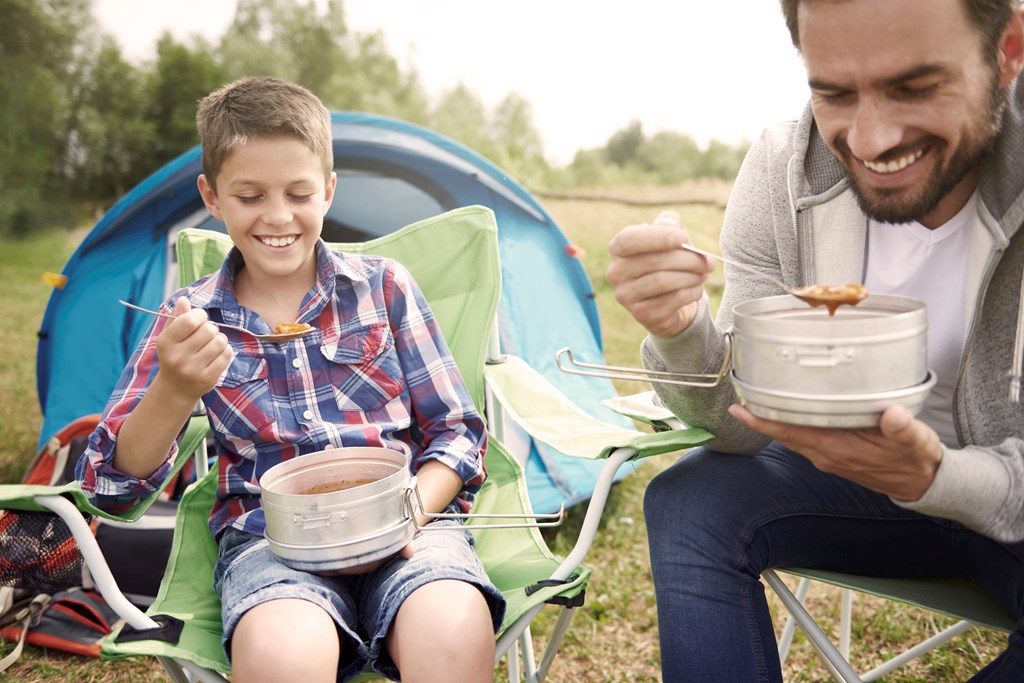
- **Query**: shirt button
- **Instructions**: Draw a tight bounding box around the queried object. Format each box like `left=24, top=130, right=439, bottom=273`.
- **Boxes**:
left=292, top=358, right=303, bottom=368
left=303, top=410, right=314, bottom=420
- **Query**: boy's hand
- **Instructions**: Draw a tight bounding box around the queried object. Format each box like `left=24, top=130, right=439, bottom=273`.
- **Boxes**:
left=313, top=543, right=415, bottom=577
left=155, top=297, right=233, bottom=399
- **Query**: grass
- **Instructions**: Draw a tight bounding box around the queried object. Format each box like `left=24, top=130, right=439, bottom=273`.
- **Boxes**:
left=0, top=186, right=1009, bottom=681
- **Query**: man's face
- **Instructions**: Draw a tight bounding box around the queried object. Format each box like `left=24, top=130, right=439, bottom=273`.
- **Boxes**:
left=800, top=0, right=1005, bottom=227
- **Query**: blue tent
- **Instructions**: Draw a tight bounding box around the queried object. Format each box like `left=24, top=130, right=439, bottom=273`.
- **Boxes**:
left=36, top=112, right=630, bottom=513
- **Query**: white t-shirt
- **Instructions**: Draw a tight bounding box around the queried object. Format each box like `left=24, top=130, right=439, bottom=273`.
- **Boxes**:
left=863, top=191, right=979, bottom=446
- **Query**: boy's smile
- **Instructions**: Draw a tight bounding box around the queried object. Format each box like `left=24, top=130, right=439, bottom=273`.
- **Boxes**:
left=198, top=136, right=337, bottom=291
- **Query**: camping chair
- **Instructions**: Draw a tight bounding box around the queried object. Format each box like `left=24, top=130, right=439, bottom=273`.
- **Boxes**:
left=0, top=205, right=713, bottom=682
left=598, top=388, right=1016, bottom=682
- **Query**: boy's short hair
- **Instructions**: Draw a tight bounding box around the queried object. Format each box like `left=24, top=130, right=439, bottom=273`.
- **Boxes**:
left=196, top=76, right=333, bottom=192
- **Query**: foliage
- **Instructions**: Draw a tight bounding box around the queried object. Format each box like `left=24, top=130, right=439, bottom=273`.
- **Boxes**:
left=146, top=34, right=226, bottom=169
left=567, top=119, right=750, bottom=186
left=65, top=38, right=156, bottom=199
left=0, top=0, right=91, bottom=235
left=2, top=0, right=745, bottom=237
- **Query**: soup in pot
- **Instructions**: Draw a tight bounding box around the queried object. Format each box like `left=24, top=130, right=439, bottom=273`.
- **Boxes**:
left=299, top=478, right=377, bottom=495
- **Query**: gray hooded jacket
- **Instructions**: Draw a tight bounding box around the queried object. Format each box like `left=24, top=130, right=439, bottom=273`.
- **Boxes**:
left=642, top=80, right=1024, bottom=543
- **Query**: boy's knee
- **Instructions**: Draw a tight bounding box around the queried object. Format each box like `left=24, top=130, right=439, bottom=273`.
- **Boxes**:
left=231, top=599, right=340, bottom=679
left=392, top=580, right=494, bottom=650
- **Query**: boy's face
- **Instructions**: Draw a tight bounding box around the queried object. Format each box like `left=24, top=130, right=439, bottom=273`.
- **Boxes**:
left=197, top=136, right=337, bottom=285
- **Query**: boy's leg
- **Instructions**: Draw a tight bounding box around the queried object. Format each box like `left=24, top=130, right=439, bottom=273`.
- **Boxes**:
left=232, top=598, right=340, bottom=683
left=359, top=519, right=506, bottom=682
left=215, top=528, right=368, bottom=683
left=386, top=579, right=496, bottom=683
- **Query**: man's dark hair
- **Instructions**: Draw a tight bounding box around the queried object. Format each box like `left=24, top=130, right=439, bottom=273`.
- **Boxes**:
left=779, top=0, right=1017, bottom=66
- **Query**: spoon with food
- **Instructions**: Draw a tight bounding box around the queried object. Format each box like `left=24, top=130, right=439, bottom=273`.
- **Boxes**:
left=680, top=243, right=868, bottom=316
left=118, top=300, right=316, bottom=341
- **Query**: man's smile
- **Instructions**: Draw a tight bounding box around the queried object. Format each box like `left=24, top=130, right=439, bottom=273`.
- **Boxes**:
left=862, top=148, right=926, bottom=174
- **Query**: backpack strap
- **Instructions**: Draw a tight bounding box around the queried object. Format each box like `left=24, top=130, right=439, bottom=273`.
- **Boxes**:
left=0, top=589, right=51, bottom=673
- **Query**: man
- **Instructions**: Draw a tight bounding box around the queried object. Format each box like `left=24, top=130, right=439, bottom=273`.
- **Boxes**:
left=606, top=0, right=1024, bottom=680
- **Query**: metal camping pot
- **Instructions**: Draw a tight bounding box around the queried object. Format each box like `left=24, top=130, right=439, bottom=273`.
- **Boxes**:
left=729, top=293, right=933, bottom=427
left=260, top=446, right=565, bottom=573
left=260, top=447, right=414, bottom=572
left=731, top=294, right=928, bottom=394
left=556, top=293, right=936, bottom=429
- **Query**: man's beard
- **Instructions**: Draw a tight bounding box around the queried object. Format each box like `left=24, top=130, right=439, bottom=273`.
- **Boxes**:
left=836, top=77, right=1005, bottom=225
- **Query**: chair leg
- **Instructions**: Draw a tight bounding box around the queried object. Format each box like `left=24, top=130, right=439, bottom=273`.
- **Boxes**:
left=840, top=588, right=853, bottom=659
left=519, top=625, right=538, bottom=681
left=156, top=656, right=192, bottom=683
left=762, top=570, right=864, bottom=683
left=506, top=640, right=521, bottom=682
left=778, top=577, right=812, bottom=663
left=536, top=606, right=577, bottom=681
left=860, top=620, right=973, bottom=682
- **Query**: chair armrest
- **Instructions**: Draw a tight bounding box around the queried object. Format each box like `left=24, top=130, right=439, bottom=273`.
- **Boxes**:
left=0, top=415, right=209, bottom=522
left=484, top=356, right=712, bottom=461
left=601, top=390, right=686, bottom=431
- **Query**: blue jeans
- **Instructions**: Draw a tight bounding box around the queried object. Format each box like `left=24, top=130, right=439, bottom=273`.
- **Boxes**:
left=643, top=443, right=1024, bottom=682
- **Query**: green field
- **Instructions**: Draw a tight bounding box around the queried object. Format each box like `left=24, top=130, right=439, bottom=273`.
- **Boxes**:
left=0, top=190, right=1007, bottom=681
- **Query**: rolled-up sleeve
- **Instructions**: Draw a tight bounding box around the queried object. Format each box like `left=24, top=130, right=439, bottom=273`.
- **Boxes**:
left=76, top=312, right=180, bottom=514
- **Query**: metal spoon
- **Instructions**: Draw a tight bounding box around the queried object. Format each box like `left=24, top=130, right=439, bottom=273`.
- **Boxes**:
left=118, top=300, right=315, bottom=342
left=680, top=243, right=867, bottom=314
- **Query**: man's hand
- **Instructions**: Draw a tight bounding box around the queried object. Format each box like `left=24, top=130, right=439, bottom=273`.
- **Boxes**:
left=728, top=403, right=943, bottom=501
left=155, top=297, right=233, bottom=400
left=606, top=210, right=715, bottom=339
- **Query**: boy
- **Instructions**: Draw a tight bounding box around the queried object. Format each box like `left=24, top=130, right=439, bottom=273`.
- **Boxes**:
left=78, top=76, right=504, bottom=683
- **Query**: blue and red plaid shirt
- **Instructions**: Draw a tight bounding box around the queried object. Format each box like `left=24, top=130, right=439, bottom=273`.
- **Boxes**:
left=79, top=241, right=487, bottom=538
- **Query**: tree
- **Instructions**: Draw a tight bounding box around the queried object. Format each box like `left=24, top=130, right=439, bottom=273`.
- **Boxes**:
left=638, top=131, right=703, bottom=184
left=0, top=0, right=92, bottom=234
left=605, top=120, right=645, bottom=167
left=430, top=84, right=492, bottom=157
left=216, top=0, right=427, bottom=121
left=699, top=138, right=750, bottom=179
left=490, top=92, right=549, bottom=183
left=147, top=34, right=226, bottom=169
left=65, top=38, right=155, bottom=199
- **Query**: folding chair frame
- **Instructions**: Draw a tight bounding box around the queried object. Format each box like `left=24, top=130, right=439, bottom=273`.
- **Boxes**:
left=764, top=568, right=1014, bottom=683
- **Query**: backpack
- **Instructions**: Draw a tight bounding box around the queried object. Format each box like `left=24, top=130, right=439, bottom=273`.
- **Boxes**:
left=0, top=587, right=122, bottom=671
left=0, top=415, right=180, bottom=668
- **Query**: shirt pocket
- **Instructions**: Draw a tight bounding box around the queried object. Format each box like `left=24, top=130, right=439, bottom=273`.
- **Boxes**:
left=206, top=354, right=277, bottom=438
left=321, top=321, right=405, bottom=412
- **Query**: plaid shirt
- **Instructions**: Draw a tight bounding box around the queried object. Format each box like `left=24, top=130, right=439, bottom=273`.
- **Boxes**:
left=79, top=241, right=487, bottom=538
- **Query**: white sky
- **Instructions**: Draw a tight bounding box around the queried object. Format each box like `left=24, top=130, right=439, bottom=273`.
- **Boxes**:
left=92, top=0, right=811, bottom=164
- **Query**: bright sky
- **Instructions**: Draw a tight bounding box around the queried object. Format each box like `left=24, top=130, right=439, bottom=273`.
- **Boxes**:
left=92, top=0, right=811, bottom=164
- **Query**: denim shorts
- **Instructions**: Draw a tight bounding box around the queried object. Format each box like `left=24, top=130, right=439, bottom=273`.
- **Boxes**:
left=214, top=520, right=506, bottom=682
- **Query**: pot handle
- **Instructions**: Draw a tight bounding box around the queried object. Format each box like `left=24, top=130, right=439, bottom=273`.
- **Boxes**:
left=554, top=332, right=733, bottom=387
left=403, top=477, right=564, bottom=530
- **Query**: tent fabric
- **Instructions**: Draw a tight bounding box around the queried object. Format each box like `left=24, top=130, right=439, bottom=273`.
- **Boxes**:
left=35, top=111, right=631, bottom=513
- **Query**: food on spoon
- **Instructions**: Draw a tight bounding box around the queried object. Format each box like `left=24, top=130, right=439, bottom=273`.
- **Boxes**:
left=272, top=322, right=314, bottom=335
left=790, top=283, right=868, bottom=316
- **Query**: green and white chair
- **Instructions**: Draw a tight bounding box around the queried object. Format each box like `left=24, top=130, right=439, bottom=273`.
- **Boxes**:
left=0, top=205, right=713, bottom=682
